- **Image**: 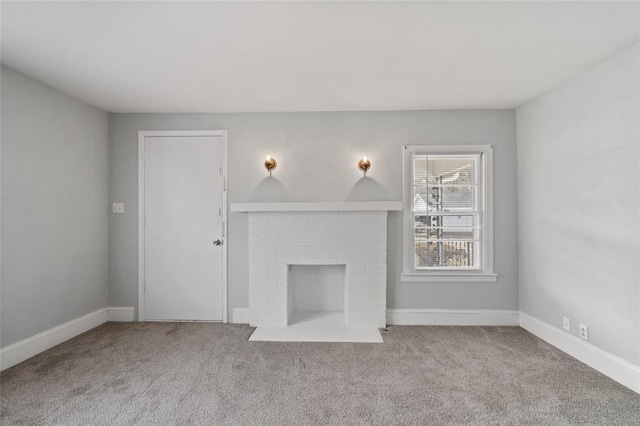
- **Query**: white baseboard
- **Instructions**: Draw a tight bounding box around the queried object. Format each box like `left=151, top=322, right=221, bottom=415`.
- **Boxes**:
left=0, top=308, right=109, bottom=371
left=238, top=308, right=519, bottom=326
left=386, top=309, right=520, bottom=326
left=233, top=308, right=249, bottom=324
left=107, top=306, right=135, bottom=322
left=520, top=312, right=640, bottom=394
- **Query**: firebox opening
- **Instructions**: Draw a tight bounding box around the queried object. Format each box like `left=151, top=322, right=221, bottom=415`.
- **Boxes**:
left=287, top=264, right=347, bottom=326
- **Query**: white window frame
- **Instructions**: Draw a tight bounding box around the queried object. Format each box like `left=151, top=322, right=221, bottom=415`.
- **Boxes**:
left=401, top=144, right=497, bottom=282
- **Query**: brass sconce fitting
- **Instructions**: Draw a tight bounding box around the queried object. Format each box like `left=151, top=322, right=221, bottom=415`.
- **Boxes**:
left=358, top=156, right=371, bottom=176
left=264, top=155, right=277, bottom=175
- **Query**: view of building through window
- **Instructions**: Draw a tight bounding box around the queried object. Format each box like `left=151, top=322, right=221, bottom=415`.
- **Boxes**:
left=412, top=154, right=482, bottom=269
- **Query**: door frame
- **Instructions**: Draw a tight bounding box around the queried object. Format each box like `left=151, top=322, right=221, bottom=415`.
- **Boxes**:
left=137, top=130, right=228, bottom=323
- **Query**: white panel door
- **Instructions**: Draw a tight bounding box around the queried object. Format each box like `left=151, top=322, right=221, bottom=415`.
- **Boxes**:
left=144, top=135, right=223, bottom=321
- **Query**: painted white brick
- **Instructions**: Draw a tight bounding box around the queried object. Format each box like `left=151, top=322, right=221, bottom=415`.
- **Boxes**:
left=248, top=210, right=388, bottom=327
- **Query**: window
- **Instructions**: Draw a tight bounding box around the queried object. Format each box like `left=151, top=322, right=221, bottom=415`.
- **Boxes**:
left=402, top=145, right=496, bottom=282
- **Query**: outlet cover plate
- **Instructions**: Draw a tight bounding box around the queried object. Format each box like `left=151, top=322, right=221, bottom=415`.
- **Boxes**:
left=579, top=323, right=589, bottom=340
left=563, top=317, right=571, bottom=332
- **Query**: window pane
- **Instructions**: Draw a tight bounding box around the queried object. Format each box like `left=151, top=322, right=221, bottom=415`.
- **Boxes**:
left=413, top=155, right=480, bottom=213
left=414, top=214, right=479, bottom=268
left=415, top=241, right=476, bottom=268
left=410, top=150, right=487, bottom=271
left=427, top=156, right=477, bottom=185
left=427, top=186, right=477, bottom=211
left=415, top=215, right=477, bottom=237
left=413, top=187, right=478, bottom=212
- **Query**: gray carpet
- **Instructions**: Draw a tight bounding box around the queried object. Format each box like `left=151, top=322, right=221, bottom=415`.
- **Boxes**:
left=1, top=323, right=638, bottom=425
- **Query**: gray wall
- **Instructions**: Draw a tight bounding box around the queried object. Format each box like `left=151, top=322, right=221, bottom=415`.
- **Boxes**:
left=1, top=66, right=109, bottom=348
left=517, top=43, right=639, bottom=364
left=108, top=110, right=518, bottom=319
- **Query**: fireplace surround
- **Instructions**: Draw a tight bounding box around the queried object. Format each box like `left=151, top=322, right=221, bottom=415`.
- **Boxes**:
left=231, top=202, right=402, bottom=333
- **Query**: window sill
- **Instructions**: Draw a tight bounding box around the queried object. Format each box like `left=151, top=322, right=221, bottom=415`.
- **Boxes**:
left=401, top=272, right=498, bottom=283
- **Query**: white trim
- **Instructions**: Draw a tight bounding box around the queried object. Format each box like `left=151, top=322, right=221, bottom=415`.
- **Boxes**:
left=138, top=134, right=145, bottom=321
left=232, top=308, right=250, bottom=324
left=230, top=201, right=402, bottom=212
left=402, top=144, right=494, bottom=277
left=401, top=272, right=498, bottom=282
left=520, top=312, right=640, bottom=394
left=138, top=130, right=229, bottom=323
left=0, top=308, right=108, bottom=371
left=107, top=307, right=135, bottom=322
left=386, top=309, right=519, bottom=326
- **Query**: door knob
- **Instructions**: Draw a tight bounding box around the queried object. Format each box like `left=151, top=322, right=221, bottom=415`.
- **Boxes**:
left=213, top=239, right=222, bottom=246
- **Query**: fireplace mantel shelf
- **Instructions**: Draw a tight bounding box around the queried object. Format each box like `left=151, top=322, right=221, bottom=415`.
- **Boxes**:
left=230, top=201, right=403, bottom=213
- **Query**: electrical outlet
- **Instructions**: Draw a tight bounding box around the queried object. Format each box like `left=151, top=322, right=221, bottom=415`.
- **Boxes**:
left=579, top=323, right=589, bottom=340
left=112, top=203, right=124, bottom=214
left=563, top=317, right=571, bottom=332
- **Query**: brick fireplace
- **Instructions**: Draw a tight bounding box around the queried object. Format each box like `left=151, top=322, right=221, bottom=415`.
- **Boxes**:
left=231, top=202, right=402, bottom=332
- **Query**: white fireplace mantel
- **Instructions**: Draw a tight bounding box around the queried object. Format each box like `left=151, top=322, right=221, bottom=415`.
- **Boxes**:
left=230, top=201, right=402, bottom=212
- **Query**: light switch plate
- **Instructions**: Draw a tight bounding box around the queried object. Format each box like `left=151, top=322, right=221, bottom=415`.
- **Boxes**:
left=112, top=203, right=124, bottom=214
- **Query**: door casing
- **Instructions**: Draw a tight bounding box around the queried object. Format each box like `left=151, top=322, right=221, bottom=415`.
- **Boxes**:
left=137, top=130, right=228, bottom=322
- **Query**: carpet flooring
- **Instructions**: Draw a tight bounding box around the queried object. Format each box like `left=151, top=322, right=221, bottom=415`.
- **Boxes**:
left=1, top=323, right=638, bottom=425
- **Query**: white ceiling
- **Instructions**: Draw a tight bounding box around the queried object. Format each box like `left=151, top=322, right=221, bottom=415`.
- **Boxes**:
left=2, top=1, right=638, bottom=113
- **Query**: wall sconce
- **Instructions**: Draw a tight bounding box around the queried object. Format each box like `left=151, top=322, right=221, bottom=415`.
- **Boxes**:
left=264, top=155, right=277, bottom=175
left=358, top=156, right=371, bottom=176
